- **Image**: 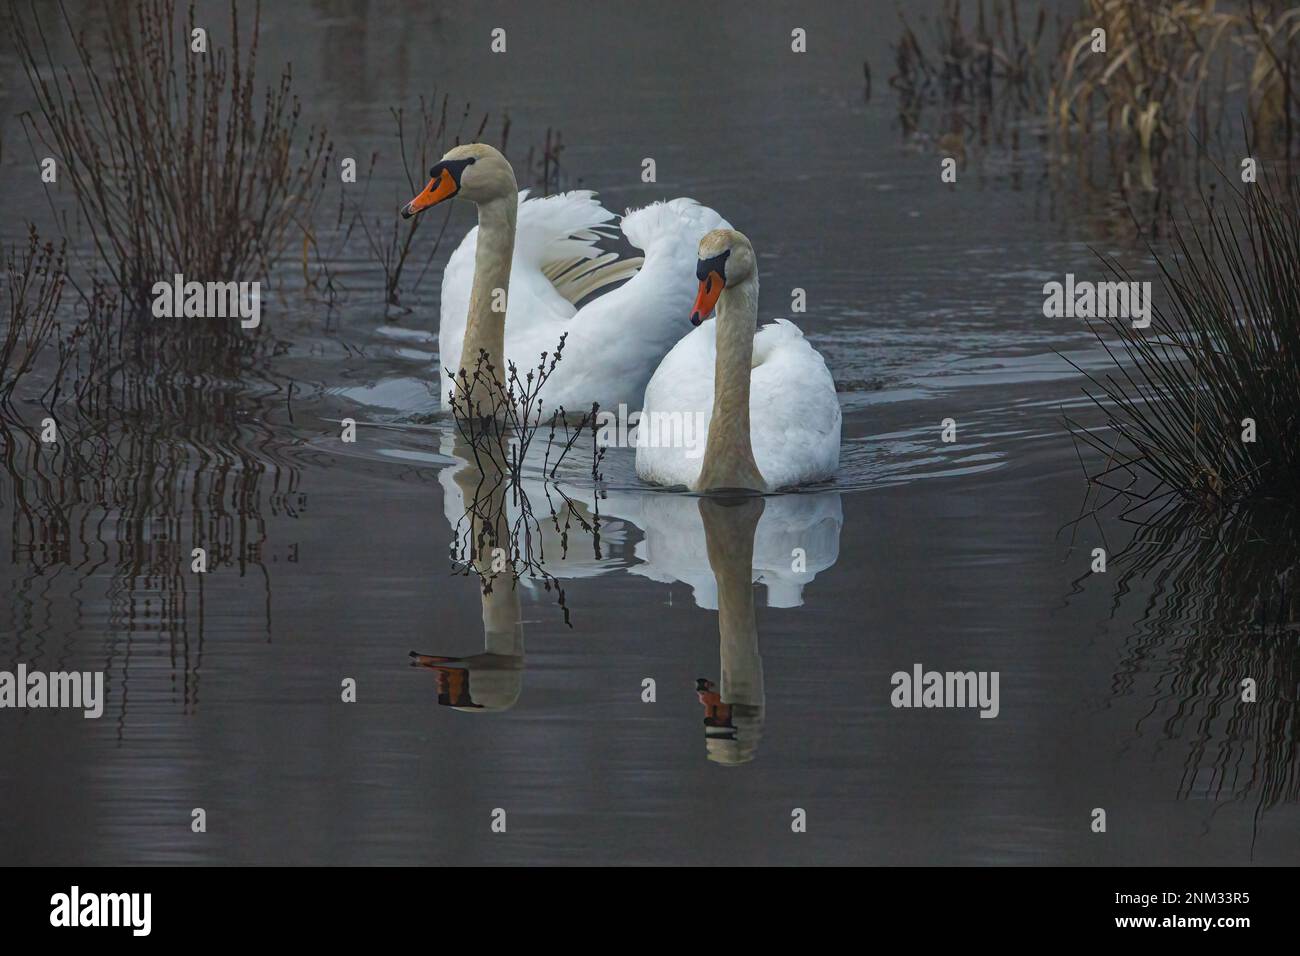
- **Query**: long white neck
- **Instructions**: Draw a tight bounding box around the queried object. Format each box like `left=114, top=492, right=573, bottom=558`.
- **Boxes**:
left=696, top=274, right=766, bottom=492
left=456, top=194, right=517, bottom=404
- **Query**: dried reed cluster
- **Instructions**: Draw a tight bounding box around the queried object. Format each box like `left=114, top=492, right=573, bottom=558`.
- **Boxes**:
left=1050, top=0, right=1299, bottom=165
left=443, top=338, right=608, bottom=626
left=11, top=0, right=333, bottom=299
left=448, top=335, right=605, bottom=486
left=1067, top=168, right=1300, bottom=509
left=889, top=0, right=1051, bottom=142
left=890, top=0, right=1300, bottom=169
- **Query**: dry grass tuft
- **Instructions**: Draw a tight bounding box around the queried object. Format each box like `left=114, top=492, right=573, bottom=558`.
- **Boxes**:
left=1066, top=165, right=1300, bottom=510
left=1050, top=0, right=1299, bottom=166
left=890, top=0, right=1051, bottom=144
left=11, top=0, right=333, bottom=300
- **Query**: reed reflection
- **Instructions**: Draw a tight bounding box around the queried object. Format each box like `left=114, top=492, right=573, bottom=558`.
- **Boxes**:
left=1109, top=505, right=1300, bottom=817
left=0, top=288, right=305, bottom=727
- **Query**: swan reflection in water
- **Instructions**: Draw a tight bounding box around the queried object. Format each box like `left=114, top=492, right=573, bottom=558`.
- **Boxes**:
left=409, top=431, right=630, bottom=711
left=695, top=496, right=767, bottom=766
left=409, top=433, right=526, bottom=712
left=411, top=433, right=842, bottom=763
left=629, top=491, right=842, bottom=764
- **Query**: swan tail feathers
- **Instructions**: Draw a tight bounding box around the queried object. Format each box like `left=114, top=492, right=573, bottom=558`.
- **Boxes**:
left=620, top=198, right=733, bottom=254
left=761, top=317, right=808, bottom=341
left=753, top=319, right=815, bottom=363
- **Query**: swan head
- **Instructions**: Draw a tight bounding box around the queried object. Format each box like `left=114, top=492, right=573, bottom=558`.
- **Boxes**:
left=401, top=143, right=516, bottom=218
left=690, top=229, right=756, bottom=326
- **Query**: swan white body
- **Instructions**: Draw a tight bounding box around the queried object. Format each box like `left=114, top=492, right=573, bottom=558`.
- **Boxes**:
left=439, top=191, right=730, bottom=411
left=636, top=318, right=841, bottom=490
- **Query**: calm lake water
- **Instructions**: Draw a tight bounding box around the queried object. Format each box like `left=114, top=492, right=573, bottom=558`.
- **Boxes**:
left=1, top=0, right=1297, bottom=865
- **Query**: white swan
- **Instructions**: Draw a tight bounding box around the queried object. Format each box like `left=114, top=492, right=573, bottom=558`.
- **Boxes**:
left=635, top=229, right=841, bottom=491
left=401, top=143, right=730, bottom=411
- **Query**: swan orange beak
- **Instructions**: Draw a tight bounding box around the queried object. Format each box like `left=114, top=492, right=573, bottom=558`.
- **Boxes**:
left=690, top=271, right=724, bottom=326
left=401, top=169, right=457, bottom=219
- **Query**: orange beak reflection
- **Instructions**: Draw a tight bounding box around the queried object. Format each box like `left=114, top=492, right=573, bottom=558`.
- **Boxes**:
left=690, top=271, right=724, bottom=326
left=401, top=169, right=457, bottom=219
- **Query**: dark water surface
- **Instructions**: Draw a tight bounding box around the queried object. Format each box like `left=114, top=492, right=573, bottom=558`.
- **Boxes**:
left=2, top=1, right=1297, bottom=865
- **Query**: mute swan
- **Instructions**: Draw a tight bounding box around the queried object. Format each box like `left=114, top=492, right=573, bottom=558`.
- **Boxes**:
left=635, top=229, right=841, bottom=492
left=401, top=143, right=730, bottom=411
